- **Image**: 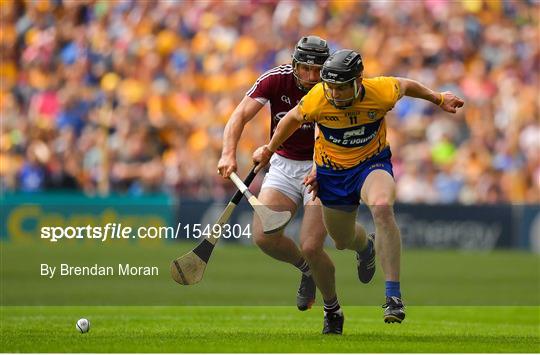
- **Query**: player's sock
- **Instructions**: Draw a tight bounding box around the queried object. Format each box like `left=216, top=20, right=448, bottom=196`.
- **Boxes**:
left=294, top=258, right=312, bottom=276
left=385, top=281, right=401, bottom=298
left=323, top=296, right=342, bottom=315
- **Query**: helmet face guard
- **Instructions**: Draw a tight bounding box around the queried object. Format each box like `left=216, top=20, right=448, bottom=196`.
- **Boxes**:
left=292, top=36, right=330, bottom=92
left=322, top=80, right=361, bottom=108
left=292, top=62, right=323, bottom=89
left=320, top=49, right=364, bottom=109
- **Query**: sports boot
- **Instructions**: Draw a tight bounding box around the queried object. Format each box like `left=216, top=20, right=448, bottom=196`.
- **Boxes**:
left=357, top=234, right=376, bottom=283
left=322, top=312, right=344, bottom=334
left=383, top=296, right=406, bottom=323
left=297, top=274, right=316, bottom=311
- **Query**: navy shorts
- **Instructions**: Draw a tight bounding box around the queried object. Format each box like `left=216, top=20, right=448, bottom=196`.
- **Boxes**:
left=316, top=147, right=394, bottom=210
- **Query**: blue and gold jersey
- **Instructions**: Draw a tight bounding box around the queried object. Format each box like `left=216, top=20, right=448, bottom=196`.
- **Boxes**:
left=298, top=76, right=401, bottom=170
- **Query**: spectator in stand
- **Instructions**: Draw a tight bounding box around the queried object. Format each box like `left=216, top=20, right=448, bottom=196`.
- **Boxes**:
left=1, top=0, right=538, bottom=203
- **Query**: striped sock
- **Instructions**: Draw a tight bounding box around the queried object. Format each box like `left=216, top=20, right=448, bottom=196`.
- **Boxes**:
left=294, top=258, right=312, bottom=276
left=323, top=296, right=342, bottom=315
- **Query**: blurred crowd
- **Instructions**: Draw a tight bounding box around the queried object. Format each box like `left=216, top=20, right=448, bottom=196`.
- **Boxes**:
left=1, top=0, right=539, bottom=203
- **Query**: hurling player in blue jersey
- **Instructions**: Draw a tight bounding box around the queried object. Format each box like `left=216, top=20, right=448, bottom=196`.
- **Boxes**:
left=253, top=49, right=464, bottom=327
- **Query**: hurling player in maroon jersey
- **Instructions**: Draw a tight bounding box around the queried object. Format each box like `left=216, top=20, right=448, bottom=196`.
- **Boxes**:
left=218, top=36, right=376, bottom=334
left=218, top=36, right=328, bottom=311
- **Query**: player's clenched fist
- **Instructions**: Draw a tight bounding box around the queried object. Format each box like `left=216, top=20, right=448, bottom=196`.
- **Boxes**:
left=252, top=145, right=274, bottom=172
left=439, top=91, right=465, bottom=114
left=217, top=154, right=237, bottom=178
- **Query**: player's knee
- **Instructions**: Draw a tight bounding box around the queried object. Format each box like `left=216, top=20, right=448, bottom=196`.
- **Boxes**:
left=333, top=237, right=351, bottom=250
left=253, top=234, right=273, bottom=251
left=370, top=203, right=395, bottom=223
left=301, top=243, right=322, bottom=262
left=368, top=194, right=394, bottom=208
left=253, top=231, right=281, bottom=251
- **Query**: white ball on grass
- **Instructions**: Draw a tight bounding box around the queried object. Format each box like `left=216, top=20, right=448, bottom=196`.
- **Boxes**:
left=76, top=318, right=90, bottom=333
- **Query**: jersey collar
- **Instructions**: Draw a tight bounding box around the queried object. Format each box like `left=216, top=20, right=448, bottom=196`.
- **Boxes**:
left=359, top=83, right=366, bottom=102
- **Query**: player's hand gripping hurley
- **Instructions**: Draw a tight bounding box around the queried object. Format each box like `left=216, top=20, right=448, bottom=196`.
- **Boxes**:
left=171, top=165, right=291, bottom=285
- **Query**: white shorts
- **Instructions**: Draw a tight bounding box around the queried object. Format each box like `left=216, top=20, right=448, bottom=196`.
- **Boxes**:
left=261, top=154, right=314, bottom=206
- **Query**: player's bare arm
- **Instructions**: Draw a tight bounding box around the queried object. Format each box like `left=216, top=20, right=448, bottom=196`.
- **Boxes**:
left=396, top=78, right=464, bottom=113
left=303, top=124, right=319, bottom=199
left=252, top=105, right=304, bottom=172
left=218, top=96, right=264, bottom=178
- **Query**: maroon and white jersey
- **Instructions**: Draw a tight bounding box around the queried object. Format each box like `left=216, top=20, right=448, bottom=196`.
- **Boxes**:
left=246, top=64, right=315, bottom=161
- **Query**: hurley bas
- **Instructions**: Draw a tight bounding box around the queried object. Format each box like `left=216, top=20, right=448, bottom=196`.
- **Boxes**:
left=40, top=263, right=159, bottom=278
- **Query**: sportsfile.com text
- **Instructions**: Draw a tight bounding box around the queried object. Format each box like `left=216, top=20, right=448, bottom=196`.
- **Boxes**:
left=40, top=223, right=252, bottom=242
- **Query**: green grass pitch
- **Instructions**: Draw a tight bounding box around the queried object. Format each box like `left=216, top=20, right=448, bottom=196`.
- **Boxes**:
left=1, top=306, right=539, bottom=352
left=1, top=241, right=539, bottom=352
